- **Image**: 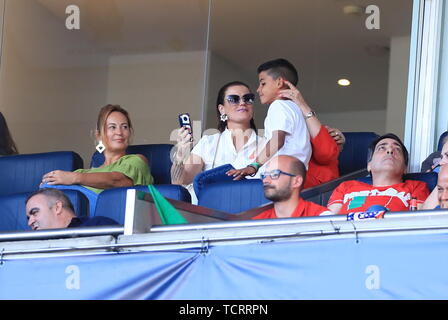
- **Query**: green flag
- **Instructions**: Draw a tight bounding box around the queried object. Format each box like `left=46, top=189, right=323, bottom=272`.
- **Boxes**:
left=147, top=185, right=188, bottom=225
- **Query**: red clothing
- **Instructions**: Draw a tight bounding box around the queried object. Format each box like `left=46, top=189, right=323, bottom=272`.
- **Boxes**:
left=305, top=126, right=340, bottom=189
left=252, top=199, right=328, bottom=219
left=327, top=180, right=430, bottom=214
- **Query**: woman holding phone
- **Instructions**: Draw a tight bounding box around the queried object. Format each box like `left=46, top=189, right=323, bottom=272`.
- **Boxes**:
left=171, top=81, right=264, bottom=196
left=171, top=80, right=346, bottom=203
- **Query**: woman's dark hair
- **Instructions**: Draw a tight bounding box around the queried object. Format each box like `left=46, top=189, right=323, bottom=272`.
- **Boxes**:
left=0, top=112, right=18, bottom=155
left=216, top=81, right=257, bottom=133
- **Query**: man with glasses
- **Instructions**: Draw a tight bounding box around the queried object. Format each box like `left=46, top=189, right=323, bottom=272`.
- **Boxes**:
left=25, top=188, right=118, bottom=230
left=327, top=133, right=429, bottom=215
left=253, top=155, right=331, bottom=219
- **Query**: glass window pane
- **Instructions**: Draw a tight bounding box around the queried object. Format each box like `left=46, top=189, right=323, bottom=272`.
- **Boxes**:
left=0, top=0, right=209, bottom=163
left=206, top=0, right=413, bottom=140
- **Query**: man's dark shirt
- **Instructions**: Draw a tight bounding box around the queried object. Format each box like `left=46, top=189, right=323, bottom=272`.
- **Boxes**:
left=68, top=216, right=119, bottom=228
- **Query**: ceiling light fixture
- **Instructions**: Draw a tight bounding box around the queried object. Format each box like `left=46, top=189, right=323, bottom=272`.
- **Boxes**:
left=338, top=79, right=351, bottom=86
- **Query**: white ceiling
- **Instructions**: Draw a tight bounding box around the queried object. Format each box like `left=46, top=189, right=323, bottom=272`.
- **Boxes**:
left=16, top=0, right=413, bottom=113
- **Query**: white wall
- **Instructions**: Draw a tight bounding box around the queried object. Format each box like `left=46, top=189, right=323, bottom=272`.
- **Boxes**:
left=317, top=109, right=386, bottom=134
left=0, top=0, right=110, bottom=165
left=0, top=1, right=207, bottom=166
left=107, top=51, right=206, bottom=146
left=386, top=36, right=411, bottom=140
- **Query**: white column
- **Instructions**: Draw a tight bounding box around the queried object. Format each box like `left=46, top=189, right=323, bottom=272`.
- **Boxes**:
left=405, top=0, right=443, bottom=172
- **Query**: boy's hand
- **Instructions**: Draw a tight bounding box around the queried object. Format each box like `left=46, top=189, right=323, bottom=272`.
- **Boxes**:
left=226, top=167, right=257, bottom=180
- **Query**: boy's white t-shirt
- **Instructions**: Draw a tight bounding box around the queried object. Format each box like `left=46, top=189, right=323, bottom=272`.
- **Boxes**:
left=264, top=99, right=311, bottom=167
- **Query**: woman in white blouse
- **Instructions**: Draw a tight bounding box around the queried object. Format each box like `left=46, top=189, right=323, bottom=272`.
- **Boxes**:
left=171, top=81, right=266, bottom=201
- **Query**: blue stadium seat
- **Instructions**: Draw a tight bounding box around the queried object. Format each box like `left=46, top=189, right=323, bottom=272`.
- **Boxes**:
left=90, top=144, right=174, bottom=184
left=197, top=179, right=271, bottom=214
left=357, top=172, right=438, bottom=192
left=338, top=132, right=379, bottom=176
left=437, top=131, right=448, bottom=151
left=0, top=190, right=89, bottom=232
left=39, top=183, right=99, bottom=217
left=301, top=169, right=369, bottom=207
left=193, top=164, right=236, bottom=197
left=0, top=151, right=84, bottom=196
left=93, top=185, right=191, bottom=224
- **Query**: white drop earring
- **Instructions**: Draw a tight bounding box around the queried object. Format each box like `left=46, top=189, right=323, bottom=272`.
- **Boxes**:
left=96, top=140, right=106, bottom=153
left=220, top=113, right=228, bottom=122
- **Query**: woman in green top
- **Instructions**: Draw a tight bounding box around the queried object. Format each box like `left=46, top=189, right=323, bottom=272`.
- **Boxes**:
left=41, top=104, right=154, bottom=193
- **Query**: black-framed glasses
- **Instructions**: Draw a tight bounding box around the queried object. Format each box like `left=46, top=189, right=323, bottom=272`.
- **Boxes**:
left=225, top=93, right=255, bottom=105
left=260, top=169, right=296, bottom=180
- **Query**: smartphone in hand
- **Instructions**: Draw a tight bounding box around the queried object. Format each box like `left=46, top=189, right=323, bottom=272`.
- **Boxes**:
left=178, top=113, right=193, bottom=142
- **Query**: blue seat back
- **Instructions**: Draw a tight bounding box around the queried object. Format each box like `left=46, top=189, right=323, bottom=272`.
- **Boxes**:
left=338, top=132, right=379, bottom=176
left=193, top=164, right=236, bottom=197
left=357, top=172, right=438, bottom=192
left=0, top=151, right=84, bottom=196
left=90, top=144, right=174, bottom=184
left=437, top=131, right=448, bottom=151
left=0, top=190, right=89, bottom=232
left=39, top=183, right=99, bottom=217
left=301, top=168, right=369, bottom=207
left=93, top=185, right=191, bottom=224
left=197, top=179, right=271, bottom=214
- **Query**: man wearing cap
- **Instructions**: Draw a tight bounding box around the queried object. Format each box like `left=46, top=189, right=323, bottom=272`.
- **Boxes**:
left=327, top=133, right=429, bottom=215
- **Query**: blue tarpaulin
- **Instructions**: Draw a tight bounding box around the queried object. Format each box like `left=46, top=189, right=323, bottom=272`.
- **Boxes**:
left=2, top=230, right=448, bottom=299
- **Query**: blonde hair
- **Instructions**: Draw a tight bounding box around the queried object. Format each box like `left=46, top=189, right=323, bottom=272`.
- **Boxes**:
left=96, top=104, right=133, bottom=141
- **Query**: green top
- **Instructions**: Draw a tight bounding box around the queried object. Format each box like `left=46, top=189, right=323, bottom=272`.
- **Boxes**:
left=75, top=154, right=154, bottom=194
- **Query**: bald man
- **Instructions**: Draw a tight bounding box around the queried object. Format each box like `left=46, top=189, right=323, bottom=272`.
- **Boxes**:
left=253, top=155, right=331, bottom=219
left=423, top=140, right=448, bottom=209
left=436, top=165, right=448, bottom=209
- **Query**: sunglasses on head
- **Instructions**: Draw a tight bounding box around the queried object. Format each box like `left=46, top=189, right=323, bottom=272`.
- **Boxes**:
left=260, top=169, right=296, bottom=180
left=225, top=93, right=255, bottom=105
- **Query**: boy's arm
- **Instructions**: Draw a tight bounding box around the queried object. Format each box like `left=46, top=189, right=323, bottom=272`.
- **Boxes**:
left=226, top=130, right=286, bottom=180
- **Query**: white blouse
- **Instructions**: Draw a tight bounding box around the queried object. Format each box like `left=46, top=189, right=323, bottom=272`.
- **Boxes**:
left=191, top=128, right=267, bottom=178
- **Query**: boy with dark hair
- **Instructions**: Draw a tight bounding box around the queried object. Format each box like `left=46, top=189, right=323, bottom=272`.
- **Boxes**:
left=257, top=58, right=299, bottom=86
left=227, top=58, right=311, bottom=179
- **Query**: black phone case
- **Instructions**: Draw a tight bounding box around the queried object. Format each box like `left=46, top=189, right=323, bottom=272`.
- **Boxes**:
left=178, top=113, right=193, bottom=141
